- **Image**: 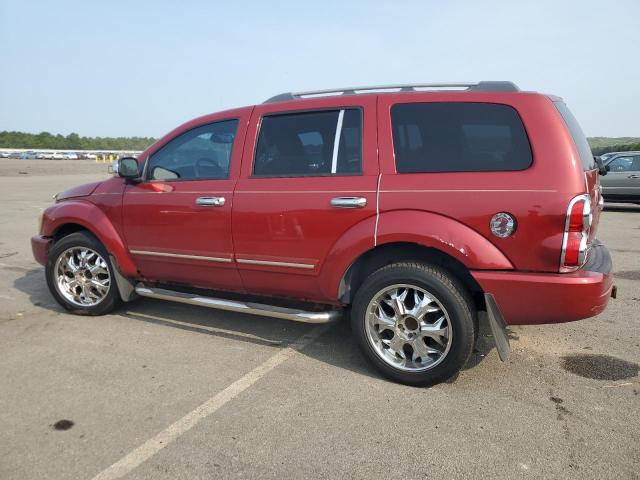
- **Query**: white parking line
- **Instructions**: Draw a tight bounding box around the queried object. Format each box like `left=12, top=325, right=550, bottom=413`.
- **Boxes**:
left=91, top=324, right=332, bottom=480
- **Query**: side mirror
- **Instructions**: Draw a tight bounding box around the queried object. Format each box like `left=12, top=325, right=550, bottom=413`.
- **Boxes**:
left=594, top=156, right=608, bottom=176
left=115, top=157, right=141, bottom=181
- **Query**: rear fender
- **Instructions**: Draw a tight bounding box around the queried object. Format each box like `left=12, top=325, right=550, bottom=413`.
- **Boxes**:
left=42, top=200, right=138, bottom=277
left=376, top=210, right=514, bottom=270
left=319, top=210, right=513, bottom=302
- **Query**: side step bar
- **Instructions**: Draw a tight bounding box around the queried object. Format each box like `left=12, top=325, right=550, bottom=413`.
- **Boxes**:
left=135, top=285, right=342, bottom=324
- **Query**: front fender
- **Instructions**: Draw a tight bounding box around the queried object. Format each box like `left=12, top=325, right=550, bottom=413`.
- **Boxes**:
left=41, top=200, right=138, bottom=277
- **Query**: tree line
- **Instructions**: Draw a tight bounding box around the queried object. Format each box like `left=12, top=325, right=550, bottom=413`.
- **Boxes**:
left=1, top=130, right=638, bottom=155
left=590, top=142, right=640, bottom=156
left=0, top=131, right=156, bottom=151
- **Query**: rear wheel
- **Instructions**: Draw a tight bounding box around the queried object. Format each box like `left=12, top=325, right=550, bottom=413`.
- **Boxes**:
left=46, top=231, right=121, bottom=315
left=351, top=262, right=476, bottom=386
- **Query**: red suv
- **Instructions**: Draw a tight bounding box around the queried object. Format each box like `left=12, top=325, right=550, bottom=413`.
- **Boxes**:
left=31, top=81, right=615, bottom=386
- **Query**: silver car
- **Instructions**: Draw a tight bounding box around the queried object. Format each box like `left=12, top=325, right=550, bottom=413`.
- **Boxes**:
left=601, top=151, right=640, bottom=204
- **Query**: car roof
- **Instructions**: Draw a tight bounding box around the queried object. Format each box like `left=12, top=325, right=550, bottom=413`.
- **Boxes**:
left=263, top=81, right=522, bottom=104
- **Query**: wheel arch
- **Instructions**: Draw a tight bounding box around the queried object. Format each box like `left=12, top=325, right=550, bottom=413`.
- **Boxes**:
left=43, top=200, right=138, bottom=277
left=338, top=242, right=485, bottom=307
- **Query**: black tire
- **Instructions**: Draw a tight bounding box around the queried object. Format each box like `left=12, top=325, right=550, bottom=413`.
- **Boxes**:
left=46, top=231, right=122, bottom=315
left=351, top=262, right=476, bottom=387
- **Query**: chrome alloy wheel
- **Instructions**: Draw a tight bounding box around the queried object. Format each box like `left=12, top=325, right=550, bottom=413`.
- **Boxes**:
left=365, top=284, right=453, bottom=372
left=53, top=247, right=111, bottom=307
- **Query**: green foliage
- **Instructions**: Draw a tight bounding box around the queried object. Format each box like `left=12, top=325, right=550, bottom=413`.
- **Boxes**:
left=0, top=131, right=156, bottom=151
left=3, top=131, right=639, bottom=157
left=588, top=137, right=640, bottom=156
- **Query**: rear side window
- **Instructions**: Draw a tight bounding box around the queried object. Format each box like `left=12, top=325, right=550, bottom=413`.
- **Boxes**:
left=253, top=109, right=362, bottom=177
left=554, top=102, right=596, bottom=171
left=391, top=102, right=533, bottom=173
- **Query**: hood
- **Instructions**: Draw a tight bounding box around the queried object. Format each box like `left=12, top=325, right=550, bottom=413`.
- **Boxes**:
left=55, top=181, right=103, bottom=202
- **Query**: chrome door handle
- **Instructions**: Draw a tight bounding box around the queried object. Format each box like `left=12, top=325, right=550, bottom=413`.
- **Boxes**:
left=196, top=196, right=225, bottom=207
left=627, top=174, right=640, bottom=179
left=330, top=196, right=367, bottom=208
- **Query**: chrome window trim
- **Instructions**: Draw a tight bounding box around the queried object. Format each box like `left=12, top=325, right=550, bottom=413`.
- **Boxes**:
left=236, top=258, right=315, bottom=269
left=330, top=109, right=345, bottom=174
left=130, top=250, right=232, bottom=263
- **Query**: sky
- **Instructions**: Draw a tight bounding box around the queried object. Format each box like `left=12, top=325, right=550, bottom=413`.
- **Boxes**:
left=1, top=0, right=638, bottom=138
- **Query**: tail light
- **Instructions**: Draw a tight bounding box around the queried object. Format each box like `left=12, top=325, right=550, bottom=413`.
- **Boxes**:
left=560, top=194, right=592, bottom=272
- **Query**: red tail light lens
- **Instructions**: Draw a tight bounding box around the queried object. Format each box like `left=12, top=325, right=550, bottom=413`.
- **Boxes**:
left=560, top=195, right=592, bottom=272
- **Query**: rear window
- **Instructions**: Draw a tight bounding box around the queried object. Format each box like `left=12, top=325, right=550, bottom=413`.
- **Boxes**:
left=554, top=102, right=596, bottom=171
left=391, top=102, right=533, bottom=173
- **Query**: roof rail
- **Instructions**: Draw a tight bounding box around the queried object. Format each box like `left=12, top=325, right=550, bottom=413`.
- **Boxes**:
left=264, top=81, right=520, bottom=103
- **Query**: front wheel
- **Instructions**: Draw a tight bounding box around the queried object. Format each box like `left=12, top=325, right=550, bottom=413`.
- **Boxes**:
left=46, top=231, right=122, bottom=315
left=351, top=262, right=476, bottom=386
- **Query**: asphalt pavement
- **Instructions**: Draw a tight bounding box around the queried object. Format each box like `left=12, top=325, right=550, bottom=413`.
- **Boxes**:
left=0, top=162, right=638, bottom=479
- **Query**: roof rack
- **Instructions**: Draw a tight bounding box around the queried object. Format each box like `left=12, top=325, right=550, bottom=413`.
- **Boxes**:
left=264, top=81, right=520, bottom=103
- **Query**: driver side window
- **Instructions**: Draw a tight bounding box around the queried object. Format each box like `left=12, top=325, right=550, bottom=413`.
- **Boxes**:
left=147, top=119, right=238, bottom=181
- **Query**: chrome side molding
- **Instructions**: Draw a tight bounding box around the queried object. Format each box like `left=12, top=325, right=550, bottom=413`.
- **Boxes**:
left=135, top=285, right=342, bottom=324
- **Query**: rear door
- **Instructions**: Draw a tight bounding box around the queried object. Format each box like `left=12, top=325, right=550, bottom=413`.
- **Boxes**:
left=232, top=96, right=378, bottom=302
left=122, top=108, right=250, bottom=291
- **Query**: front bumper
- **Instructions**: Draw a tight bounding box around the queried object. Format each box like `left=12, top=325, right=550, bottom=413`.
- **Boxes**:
left=31, top=235, right=52, bottom=266
left=471, top=242, right=614, bottom=325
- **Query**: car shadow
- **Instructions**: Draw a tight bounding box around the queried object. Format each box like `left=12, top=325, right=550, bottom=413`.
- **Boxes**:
left=14, top=269, right=497, bottom=383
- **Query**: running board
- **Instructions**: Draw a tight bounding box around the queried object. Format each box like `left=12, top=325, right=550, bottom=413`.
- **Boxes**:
left=135, top=285, right=342, bottom=324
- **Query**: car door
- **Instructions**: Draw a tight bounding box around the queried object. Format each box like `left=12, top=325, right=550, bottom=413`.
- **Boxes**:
left=232, top=96, right=378, bottom=303
left=122, top=108, right=251, bottom=291
left=602, top=155, right=640, bottom=200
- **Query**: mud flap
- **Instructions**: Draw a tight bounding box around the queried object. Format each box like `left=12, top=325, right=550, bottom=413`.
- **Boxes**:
left=110, top=255, right=138, bottom=302
left=484, top=293, right=510, bottom=362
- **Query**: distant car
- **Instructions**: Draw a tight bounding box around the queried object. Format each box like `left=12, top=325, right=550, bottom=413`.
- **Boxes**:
left=0, top=152, right=10, bottom=158
left=64, top=153, right=79, bottom=160
left=601, top=151, right=640, bottom=204
left=84, top=153, right=98, bottom=160
left=51, top=152, right=64, bottom=160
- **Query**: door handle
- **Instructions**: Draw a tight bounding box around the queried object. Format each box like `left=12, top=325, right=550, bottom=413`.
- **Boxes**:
left=330, top=197, right=367, bottom=208
left=195, top=196, right=226, bottom=207
left=627, top=174, right=640, bottom=179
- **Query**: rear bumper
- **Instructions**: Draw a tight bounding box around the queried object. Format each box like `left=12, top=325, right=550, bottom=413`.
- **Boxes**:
left=31, top=235, right=52, bottom=266
left=471, top=242, right=614, bottom=325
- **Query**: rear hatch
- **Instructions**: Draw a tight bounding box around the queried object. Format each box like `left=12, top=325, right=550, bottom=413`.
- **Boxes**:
left=554, top=101, right=602, bottom=243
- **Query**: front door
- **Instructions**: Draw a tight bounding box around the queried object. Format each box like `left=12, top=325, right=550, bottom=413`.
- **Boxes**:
left=232, top=97, right=378, bottom=303
left=122, top=109, right=250, bottom=291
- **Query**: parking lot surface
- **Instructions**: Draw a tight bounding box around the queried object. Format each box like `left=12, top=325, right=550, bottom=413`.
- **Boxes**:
left=1, top=160, right=638, bottom=479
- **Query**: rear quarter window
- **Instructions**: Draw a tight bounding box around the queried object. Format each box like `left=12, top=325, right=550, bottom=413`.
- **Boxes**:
left=554, top=102, right=596, bottom=171
left=391, top=102, right=533, bottom=173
